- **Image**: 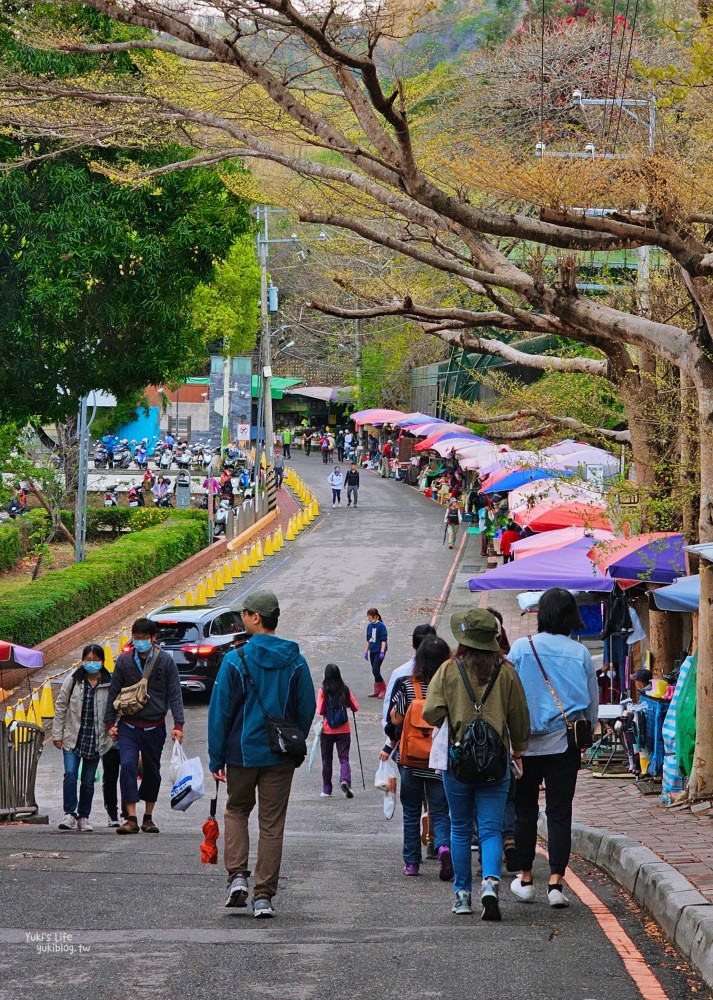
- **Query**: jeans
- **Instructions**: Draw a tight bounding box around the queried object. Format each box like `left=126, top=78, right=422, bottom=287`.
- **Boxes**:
left=63, top=750, right=100, bottom=819
left=369, top=650, right=384, bottom=684
left=305, top=442, right=311, bottom=456
left=322, top=449, right=329, bottom=463
left=118, top=722, right=166, bottom=805
left=443, top=769, right=509, bottom=892
left=347, top=486, right=358, bottom=507
left=225, top=763, right=295, bottom=898
left=331, top=488, right=341, bottom=504
left=102, top=746, right=124, bottom=820
left=400, top=768, right=450, bottom=864
left=274, top=467, right=283, bottom=489
left=320, top=732, right=351, bottom=792
left=515, top=744, right=581, bottom=876
left=283, top=443, right=291, bottom=459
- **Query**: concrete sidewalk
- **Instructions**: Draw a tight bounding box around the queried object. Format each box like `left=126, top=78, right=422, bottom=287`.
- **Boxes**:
left=455, top=524, right=713, bottom=987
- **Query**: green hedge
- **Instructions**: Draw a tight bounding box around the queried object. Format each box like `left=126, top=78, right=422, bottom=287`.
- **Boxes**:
left=0, top=522, right=24, bottom=572
left=0, top=516, right=207, bottom=647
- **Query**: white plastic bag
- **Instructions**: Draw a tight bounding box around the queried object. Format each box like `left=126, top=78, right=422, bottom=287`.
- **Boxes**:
left=374, top=755, right=399, bottom=791
left=169, top=738, right=184, bottom=784
left=429, top=722, right=449, bottom=772
left=307, top=717, right=323, bottom=773
left=169, top=742, right=205, bottom=812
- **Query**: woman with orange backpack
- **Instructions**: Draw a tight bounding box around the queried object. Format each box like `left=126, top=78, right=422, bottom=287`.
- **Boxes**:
left=388, top=635, right=453, bottom=880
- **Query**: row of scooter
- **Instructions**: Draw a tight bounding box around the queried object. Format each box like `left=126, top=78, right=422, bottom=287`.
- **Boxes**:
left=93, top=438, right=236, bottom=472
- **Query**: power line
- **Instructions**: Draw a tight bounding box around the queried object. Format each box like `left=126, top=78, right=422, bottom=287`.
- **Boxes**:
left=611, top=0, right=642, bottom=155
left=600, top=0, right=619, bottom=143
left=603, top=0, right=631, bottom=152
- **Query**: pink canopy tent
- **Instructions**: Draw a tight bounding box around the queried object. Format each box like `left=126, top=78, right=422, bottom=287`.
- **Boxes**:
left=515, top=500, right=612, bottom=532
left=508, top=480, right=604, bottom=514
left=351, top=408, right=406, bottom=426
left=541, top=440, right=590, bottom=456
left=549, top=447, right=619, bottom=477
left=511, top=526, right=614, bottom=560
left=458, top=446, right=511, bottom=471
left=420, top=435, right=490, bottom=458
left=401, top=421, right=450, bottom=437
left=476, top=451, right=540, bottom=478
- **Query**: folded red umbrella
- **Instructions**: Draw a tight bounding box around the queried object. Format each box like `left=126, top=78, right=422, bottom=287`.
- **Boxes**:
left=200, top=780, right=220, bottom=864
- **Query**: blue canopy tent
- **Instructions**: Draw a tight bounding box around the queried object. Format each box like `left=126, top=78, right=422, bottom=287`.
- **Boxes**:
left=481, top=467, right=572, bottom=494
left=651, top=575, right=700, bottom=612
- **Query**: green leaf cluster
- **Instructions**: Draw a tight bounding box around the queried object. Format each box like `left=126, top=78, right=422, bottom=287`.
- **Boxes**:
left=190, top=235, right=261, bottom=356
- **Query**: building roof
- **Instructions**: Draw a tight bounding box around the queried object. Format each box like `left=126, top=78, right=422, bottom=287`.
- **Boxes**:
left=251, top=376, right=303, bottom=399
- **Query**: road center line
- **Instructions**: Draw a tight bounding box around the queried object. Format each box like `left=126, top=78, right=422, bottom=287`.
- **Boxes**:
left=430, top=527, right=469, bottom=627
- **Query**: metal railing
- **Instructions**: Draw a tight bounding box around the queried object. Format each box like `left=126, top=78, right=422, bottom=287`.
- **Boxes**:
left=0, top=721, right=44, bottom=819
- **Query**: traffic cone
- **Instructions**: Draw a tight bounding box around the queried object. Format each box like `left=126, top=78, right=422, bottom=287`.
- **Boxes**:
left=255, top=539, right=264, bottom=562
left=213, top=569, right=224, bottom=592
left=248, top=544, right=258, bottom=567
left=222, top=563, right=233, bottom=585
left=296, top=511, right=304, bottom=532
left=240, top=549, right=250, bottom=573
left=4, top=703, right=12, bottom=727
left=13, top=702, right=27, bottom=743
left=196, top=582, right=207, bottom=604
left=275, top=527, right=284, bottom=551
left=39, top=679, right=54, bottom=719
left=103, top=642, right=115, bottom=674
left=185, top=589, right=195, bottom=606
left=264, top=533, right=273, bottom=556
left=28, top=690, right=44, bottom=729
left=174, top=595, right=182, bottom=607
left=232, top=556, right=241, bottom=577
left=312, top=498, right=320, bottom=516
left=286, top=517, right=295, bottom=541
left=305, top=502, right=314, bottom=524
left=119, top=631, right=129, bottom=651
left=205, top=575, right=216, bottom=599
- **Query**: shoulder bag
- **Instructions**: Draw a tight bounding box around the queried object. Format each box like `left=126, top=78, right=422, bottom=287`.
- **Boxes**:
left=113, top=648, right=159, bottom=717
left=238, top=650, right=307, bottom=766
left=527, top=636, right=593, bottom=750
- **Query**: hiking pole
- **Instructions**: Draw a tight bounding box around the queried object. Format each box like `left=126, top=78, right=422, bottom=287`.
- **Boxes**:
left=351, top=711, right=366, bottom=789
left=443, top=523, right=448, bottom=546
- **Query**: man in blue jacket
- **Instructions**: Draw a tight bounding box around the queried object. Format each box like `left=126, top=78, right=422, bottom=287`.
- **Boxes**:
left=208, top=589, right=316, bottom=918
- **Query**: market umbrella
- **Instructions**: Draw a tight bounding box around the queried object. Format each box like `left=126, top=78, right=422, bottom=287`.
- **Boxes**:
left=415, top=429, right=486, bottom=451
left=589, top=533, right=685, bottom=584
left=424, top=435, right=490, bottom=457
left=508, top=480, right=604, bottom=514
left=458, top=446, right=511, bottom=471
left=200, top=780, right=220, bottom=864
left=476, top=451, right=541, bottom=478
left=549, top=447, right=620, bottom=477
left=395, top=413, right=446, bottom=427
left=468, top=538, right=614, bottom=592
left=351, top=408, right=406, bottom=426
left=515, top=500, right=612, bottom=532
left=481, top=467, right=571, bottom=494
left=541, top=439, right=590, bottom=456
left=652, top=574, right=700, bottom=612
left=405, top=421, right=452, bottom=437
left=511, top=526, right=614, bottom=559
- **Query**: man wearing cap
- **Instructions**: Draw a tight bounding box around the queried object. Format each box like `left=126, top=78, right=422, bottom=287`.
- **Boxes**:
left=208, top=590, right=316, bottom=919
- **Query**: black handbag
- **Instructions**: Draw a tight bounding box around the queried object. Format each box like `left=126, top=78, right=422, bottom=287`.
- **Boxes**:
left=238, top=651, right=307, bottom=766
left=527, top=637, right=593, bottom=750
left=449, top=659, right=508, bottom=785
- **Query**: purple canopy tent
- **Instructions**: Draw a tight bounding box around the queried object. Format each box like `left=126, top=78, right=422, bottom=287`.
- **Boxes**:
left=604, top=535, right=685, bottom=584
left=468, top=538, right=615, bottom=593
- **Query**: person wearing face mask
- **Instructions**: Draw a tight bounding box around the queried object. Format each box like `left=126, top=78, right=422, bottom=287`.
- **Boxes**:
left=52, top=645, right=114, bottom=832
left=327, top=466, right=344, bottom=507
left=105, top=618, right=185, bottom=835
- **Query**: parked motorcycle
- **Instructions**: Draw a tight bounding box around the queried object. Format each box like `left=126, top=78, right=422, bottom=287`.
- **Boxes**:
left=158, top=447, right=173, bottom=471
left=6, top=496, right=26, bottom=519
left=127, top=486, right=145, bottom=508
left=93, top=443, right=108, bottom=469
left=104, top=485, right=119, bottom=508
left=213, top=497, right=232, bottom=537
left=134, top=444, right=149, bottom=470
left=176, top=449, right=192, bottom=472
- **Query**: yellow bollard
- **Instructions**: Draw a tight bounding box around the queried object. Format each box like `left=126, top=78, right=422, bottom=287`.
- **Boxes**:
left=103, top=642, right=115, bottom=674
left=205, top=575, right=216, bottom=599
left=255, top=539, right=264, bottom=562
left=196, top=582, right=207, bottom=604
left=232, top=556, right=242, bottom=577
left=222, top=563, right=233, bottom=585
left=264, top=533, right=273, bottom=556
left=213, top=569, right=225, bottom=592
left=240, top=549, right=250, bottom=573
left=39, top=679, right=54, bottom=719
left=286, top=517, right=295, bottom=541
left=248, top=544, right=258, bottom=567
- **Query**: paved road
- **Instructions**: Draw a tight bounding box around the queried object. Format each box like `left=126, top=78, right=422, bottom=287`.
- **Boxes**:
left=0, top=455, right=705, bottom=1000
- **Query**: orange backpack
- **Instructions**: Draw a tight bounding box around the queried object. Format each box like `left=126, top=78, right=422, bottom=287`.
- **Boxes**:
left=399, top=680, right=434, bottom=769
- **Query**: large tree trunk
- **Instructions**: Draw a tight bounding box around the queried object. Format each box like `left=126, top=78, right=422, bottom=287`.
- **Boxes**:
left=693, top=379, right=713, bottom=798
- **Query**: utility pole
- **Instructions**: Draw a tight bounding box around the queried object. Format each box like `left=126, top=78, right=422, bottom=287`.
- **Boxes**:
left=222, top=336, right=231, bottom=455
left=75, top=394, right=97, bottom=563
left=354, top=317, right=362, bottom=403
left=256, top=206, right=274, bottom=477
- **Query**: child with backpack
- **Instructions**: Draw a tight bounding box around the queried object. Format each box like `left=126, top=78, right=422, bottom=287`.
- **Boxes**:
left=388, top=636, right=453, bottom=880
left=444, top=498, right=461, bottom=549
left=317, top=664, right=359, bottom=798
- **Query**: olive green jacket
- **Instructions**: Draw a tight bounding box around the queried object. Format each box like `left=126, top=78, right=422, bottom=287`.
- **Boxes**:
left=423, top=657, right=530, bottom=753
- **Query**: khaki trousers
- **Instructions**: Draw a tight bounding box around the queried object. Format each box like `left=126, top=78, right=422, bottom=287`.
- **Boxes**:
left=224, top=763, right=295, bottom=899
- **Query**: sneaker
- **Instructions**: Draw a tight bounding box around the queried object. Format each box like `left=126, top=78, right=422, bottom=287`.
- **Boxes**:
left=547, top=883, right=570, bottom=909
left=141, top=816, right=160, bottom=833
left=107, top=817, right=120, bottom=828
left=320, top=791, right=332, bottom=798
left=225, top=875, right=249, bottom=908
left=504, top=841, right=519, bottom=873
left=340, top=780, right=354, bottom=799
left=452, top=890, right=472, bottom=915
left=438, top=846, right=454, bottom=882
left=510, top=876, right=535, bottom=903
left=425, top=843, right=438, bottom=861
left=253, top=897, right=275, bottom=918
left=403, top=862, right=420, bottom=876
left=76, top=818, right=94, bottom=833
left=481, top=880, right=502, bottom=921
left=58, top=814, right=77, bottom=831
left=116, top=818, right=140, bottom=835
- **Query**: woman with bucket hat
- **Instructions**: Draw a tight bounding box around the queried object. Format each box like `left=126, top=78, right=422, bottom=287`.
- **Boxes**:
left=424, top=609, right=529, bottom=920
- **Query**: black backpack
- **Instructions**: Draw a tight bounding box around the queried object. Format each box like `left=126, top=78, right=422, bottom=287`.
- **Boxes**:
left=449, top=659, right=508, bottom=785
left=447, top=508, right=460, bottom=524
left=326, top=691, right=348, bottom=728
